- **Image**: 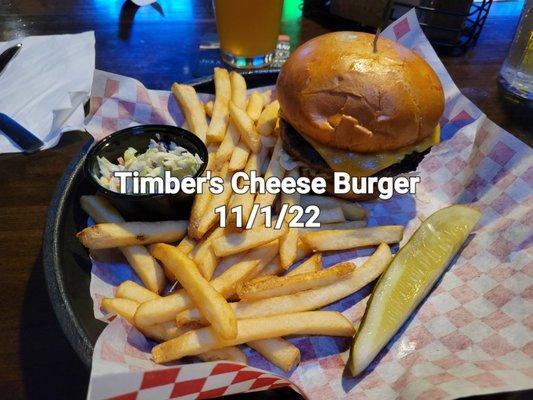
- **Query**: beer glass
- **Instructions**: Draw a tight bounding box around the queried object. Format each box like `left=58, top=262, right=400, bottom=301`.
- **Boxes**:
left=213, top=0, right=284, bottom=69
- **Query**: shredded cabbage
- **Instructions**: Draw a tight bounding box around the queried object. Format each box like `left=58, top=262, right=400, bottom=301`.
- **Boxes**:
left=97, top=139, right=203, bottom=193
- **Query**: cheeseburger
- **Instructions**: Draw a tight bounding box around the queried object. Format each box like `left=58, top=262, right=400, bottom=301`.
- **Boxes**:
left=276, top=32, right=445, bottom=200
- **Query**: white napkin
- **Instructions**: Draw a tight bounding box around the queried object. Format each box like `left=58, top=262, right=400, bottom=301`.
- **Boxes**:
left=0, top=31, right=95, bottom=153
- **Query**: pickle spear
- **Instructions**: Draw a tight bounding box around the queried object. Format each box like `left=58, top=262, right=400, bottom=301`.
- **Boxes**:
left=349, top=205, right=482, bottom=376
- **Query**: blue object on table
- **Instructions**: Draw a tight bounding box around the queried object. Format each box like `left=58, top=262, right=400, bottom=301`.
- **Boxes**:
left=0, top=113, right=44, bottom=154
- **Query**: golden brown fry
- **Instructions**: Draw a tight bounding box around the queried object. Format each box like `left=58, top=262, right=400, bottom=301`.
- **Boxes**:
left=246, top=91, right=264, bottom=121
left=136, top=241, right=277, bottom=327
left=101, top=297, right=188, bottom=342
left=194, top=164, right=233, bottom=242
left=260, top=89, right=272, bottom=105
left=229, top=71, right=247, bottom=109
left=253, top=137, right=285, bottom=225
left=207, top=67, right=231, bottom=143
left=300, top=195, right=367, bottom=221
left=253, top=257, right=283, bottom=278
left=176, top=236, right=197, bottom=256
left=77, top=221, right=187, bottom=249
left=248, top=338, right=300, bottom=371
left=204, top=101, right=214, bottom=118
left=171, top=83, right=208, bottom=143
left=279, top=168, right=300, bottom=268
left=297, top=239, right=313, bottom=260
left=229, top=101, right=261, bottom=153
left=214, top=121, right=240, bottom=170
left=149, top=244, right=237, bottom=340
left=256, top=100, right=280, bottom=136
left=237, top=262, right=355, bottom=301
left=116, top=280, right=159, bottom=303
left=286, top=253, right=322, bottom=276
left=301, top=226, right=404, bottom=251
left=207, top=240, right=278, bottom=297
left=175, top=243, right=392, bottom=325
left=152, top=311, right=354, bottom=363
left=197, top=347, right=247, bottom=364
left=228, top=140, right=250, bottom=171
left=101, top=298, right=138, bottom=324
left=212, top=223, right=288, bottom=257
left=102, top=297, right=244, bottom=360
left=188, top=145, right=217, bottom=239
left=80, top=196, right=166, bottom=293
left=227, top=146, right=268, bottom=226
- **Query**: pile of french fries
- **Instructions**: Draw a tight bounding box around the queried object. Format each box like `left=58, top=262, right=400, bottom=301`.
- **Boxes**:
left=77, top=68, right=405, bottom=371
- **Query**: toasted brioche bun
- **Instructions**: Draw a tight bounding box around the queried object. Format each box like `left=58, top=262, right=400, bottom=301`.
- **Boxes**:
left=276, top=31, right=444, bottom=153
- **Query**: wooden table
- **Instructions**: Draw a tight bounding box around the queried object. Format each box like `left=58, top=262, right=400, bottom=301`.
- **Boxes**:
left=0, top=1, right=530, bottom=398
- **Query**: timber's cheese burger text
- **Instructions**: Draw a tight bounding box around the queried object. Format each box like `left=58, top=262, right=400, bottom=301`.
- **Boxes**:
left=276, top=31, right=445, bottom=200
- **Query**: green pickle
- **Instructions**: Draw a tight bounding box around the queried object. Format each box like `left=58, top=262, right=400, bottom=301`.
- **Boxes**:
left=349, top=205, right=482, bottom=376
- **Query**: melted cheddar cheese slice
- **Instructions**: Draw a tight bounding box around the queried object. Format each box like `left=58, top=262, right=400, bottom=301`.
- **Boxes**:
left=303, top=125, right=440, bottom=177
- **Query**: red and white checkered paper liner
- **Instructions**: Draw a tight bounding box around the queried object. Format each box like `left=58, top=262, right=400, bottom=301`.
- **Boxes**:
left=84, top=9, right=533, bottom=400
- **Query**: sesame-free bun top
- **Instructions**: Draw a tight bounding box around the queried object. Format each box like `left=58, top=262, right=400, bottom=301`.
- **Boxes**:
left=276, top=31, right=445, bottom=153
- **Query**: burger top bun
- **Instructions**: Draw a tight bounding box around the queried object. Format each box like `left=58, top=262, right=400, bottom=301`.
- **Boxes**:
left=276, top=31, right=445, bottom=153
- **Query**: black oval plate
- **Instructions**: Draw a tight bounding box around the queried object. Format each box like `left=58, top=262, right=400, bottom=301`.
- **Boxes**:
left=42, top=70, right=280, bottom=368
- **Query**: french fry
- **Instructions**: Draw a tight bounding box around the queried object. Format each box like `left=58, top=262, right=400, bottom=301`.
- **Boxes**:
left=299, top=220, right=367, bottom=233
left=176, top=236, right=197, bottom=255
left=300, top=195, right=367, bottom=221
left=204, top=100, right=214, bottom=118
left=171, top=83, right=208, bottom=143
left=103, top=297, right=244, bottom=361
left=301, top=226, right=404, bottom=251
left=206, top=68, right=231, bottom=143
left=248, top=338, right=300, bottom=371
left=214, top=121, right=240, bottom=170
left=237, top=262, right=355, bottom=301
left=152, top=311, right=355, bottom=363
left=229, top=71, right=247, bottom=109
left=229, top=101, right=261, bottom=153
left=188, top=145, right=217, bottom=239
left=256, top=100, right=280, bottom=136
left=149, top=244, right=237, bottom=340
left=229, top=140, right=250, bottom=171
left=301, top=207, right=345, bottom=224
left=207, top=240, right=278, bottom=297
left=253, top=257, right=283, bottom=278
left=191, top=226, right=226, bottom=259
left=212, top=223, right=288, bottom=257
left=80, top=196, right=166, bottom=293
left=174, top=243, right=392, bottom=325
left=286, top=253, right=322, bottom=276
left=189, top=226, right=226, bottom=279
left=116, top=280, right=159, bottom=303
left=101, top=298, right=188, bottom=342
left=297, top=239, right=313, bottom=260
left=136, top=241, right=277, bottom=327
left=198, top=347, right=247, bottom=364
left=227, top=146, right=268, bottom=226
left=101, top=298, right=138, bottom=324
left=256, top=250, right=320, bottom=281
left=280, top=168, right=300, bottom=268
left=253, top=137, right=285, bottom=225
left=260, top=89, right=272, bottom=105
left=246, top=91, right=264, bottom=121
left=194, top=164, right=233, bottom=241
left=77, top=221, right=187, bottom=249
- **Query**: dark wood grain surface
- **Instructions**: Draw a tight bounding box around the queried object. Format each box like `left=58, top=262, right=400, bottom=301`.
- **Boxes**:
left=0, top=1, right=530, bottom=399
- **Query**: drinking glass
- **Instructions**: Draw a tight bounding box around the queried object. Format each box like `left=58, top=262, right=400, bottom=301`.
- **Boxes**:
left=213, top=0, right=284, bottom=69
